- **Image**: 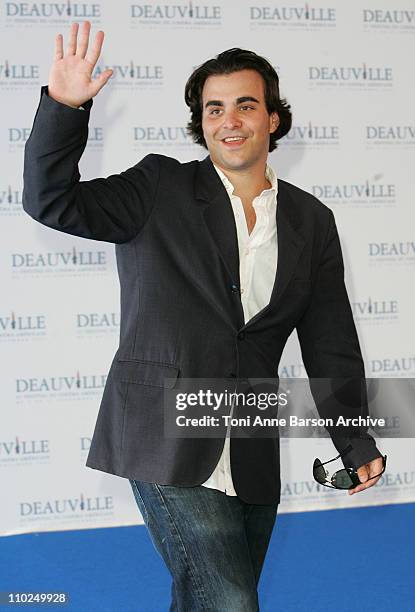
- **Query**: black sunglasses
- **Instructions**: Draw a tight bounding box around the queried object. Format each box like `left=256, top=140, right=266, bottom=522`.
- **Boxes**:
left=313, top=444, right=387, bottom=490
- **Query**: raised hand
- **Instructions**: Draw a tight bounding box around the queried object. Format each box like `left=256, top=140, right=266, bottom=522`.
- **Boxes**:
left=48, top=21, right=113, bottom=108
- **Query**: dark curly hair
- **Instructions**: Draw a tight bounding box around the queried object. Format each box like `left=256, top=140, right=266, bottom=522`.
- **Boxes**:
left=184, top=48, right=292, bottom=152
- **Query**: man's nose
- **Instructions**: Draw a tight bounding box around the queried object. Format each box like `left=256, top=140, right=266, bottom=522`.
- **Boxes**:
left=222, top=110, right=242, bottom=130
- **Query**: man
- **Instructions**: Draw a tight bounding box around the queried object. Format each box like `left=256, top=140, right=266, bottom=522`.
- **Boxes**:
left=23, top=21, right=384, bottom=611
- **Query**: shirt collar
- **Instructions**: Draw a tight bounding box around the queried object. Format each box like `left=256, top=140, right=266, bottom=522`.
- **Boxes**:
left=212, top=162, right=278, bottom=199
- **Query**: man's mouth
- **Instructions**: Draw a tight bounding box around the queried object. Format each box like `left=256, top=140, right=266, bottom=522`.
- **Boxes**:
left=222, top=136, right=246, bottom=142
left=221, top=136, right=247, bottom=147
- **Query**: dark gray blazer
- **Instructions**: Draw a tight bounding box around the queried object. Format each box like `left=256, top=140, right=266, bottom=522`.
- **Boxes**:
left=22, top=86, right=382, bottom=504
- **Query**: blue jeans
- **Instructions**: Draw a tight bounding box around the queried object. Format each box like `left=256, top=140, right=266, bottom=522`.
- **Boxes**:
left=129, top=479, right=278, bottom=611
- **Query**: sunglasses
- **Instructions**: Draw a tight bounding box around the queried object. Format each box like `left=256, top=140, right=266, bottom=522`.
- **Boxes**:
left=313, top=444, right=387, bottom=490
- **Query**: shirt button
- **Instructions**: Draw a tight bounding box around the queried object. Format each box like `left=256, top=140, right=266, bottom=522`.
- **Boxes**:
left=240, top=288, right=245, bottom=294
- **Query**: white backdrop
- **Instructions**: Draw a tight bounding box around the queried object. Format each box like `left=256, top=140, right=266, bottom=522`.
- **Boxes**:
left=1, top=0, right=414, bottom=536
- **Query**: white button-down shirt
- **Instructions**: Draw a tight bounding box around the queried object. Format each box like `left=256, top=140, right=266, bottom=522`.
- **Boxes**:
left=201, top=162, right=279, bottom=496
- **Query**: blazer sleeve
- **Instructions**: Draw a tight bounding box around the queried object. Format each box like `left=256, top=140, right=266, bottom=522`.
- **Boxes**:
left=296, top=209, right=383, bottom=471
left=22, top=86, right=159, bottom=244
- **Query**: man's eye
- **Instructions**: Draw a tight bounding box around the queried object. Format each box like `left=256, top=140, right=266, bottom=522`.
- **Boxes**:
left=207, top=106, right=253, bottom=115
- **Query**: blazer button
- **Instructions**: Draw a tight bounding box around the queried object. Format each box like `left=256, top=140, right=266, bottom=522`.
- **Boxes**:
left=237, top=331, right=245, bottom=341
left=231, top=284, right=239, bottom=293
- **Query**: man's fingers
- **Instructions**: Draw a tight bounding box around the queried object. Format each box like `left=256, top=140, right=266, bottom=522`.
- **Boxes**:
left=348, top=467, right=368, bottom=494
left=348, top=474, right=381, bottom=495
left=357, top=465, right=369, bottom=483
left=368, top=457, right=384, bottom=477
left=348, top=457, right=384, bottom=495
left=55, top=34, right=63, bottom=61
left=85, top=30, right=105, bottom=68
left=76, top=20, right=91, bottom=58
left=90, top=69, right=113, bottom=97
left=66, top=21, right=79, bottom=55
left=346, top=465, right=369, bottom=495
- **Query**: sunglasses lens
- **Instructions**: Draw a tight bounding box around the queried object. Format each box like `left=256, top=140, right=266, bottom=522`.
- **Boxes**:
left=313, top=459, right=326, bottom=484
left=332, top=469, right=354, bottom=489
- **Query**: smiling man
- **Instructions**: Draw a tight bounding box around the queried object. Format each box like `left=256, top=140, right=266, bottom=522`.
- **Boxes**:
left=201, top=69, right=279, bottom=235
left=22, top=21, right=385, bottom=611
left=202, top=70, right=277, bottom=172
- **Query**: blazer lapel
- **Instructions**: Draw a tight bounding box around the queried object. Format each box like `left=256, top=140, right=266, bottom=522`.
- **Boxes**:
left=194, top=156, right=245, bottom=329
left=243, top=180, right=306, bottom=331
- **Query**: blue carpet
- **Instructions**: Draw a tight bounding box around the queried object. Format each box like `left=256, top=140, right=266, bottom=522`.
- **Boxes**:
left=1, top=503, right=414, bottom=611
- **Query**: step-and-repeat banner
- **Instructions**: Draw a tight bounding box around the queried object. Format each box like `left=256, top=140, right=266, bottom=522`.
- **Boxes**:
left=1, top=0, right=414, bottom=536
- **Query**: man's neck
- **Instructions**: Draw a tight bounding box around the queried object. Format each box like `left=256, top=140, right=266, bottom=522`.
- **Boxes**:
left=213, top=161, right=271, bottom=201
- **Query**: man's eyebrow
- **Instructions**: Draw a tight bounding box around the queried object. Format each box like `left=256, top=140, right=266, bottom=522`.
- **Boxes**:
left=204, top=96, right=260, bottom=109
left=236, top=96, right=260, bottom=105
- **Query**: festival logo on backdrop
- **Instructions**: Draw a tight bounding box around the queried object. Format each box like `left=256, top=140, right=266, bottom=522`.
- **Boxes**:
left=281, top=478, right=337, bottom=498
left=80, top=436, right=91, bottom=457
left=0, top=312, right=47, bottom=342
left=3, top=2, right=102, bottom=28
left=368, top=241, right=415, bottom=266
left=0, top=60, right=40, bottom=92
left=92, top=61, right=164, bottom=91
left=7, top=127, right=32, bottom=153
left=308, top=64, right=393, bottom=89
left=15, top=370, right=107, bottom=404
left=7, top=125, right=103, bottom=153
left=10, top=247, right=110, bottom=278
left=249, top=4, right=336, bottom=30
left=0, top=184, right=23, bottom=217
left=132, top=125, right=198, bottom=152
left=281, top=122, right=340, bottom=149
left=369, top=356, right=415, bottom=377
left=365, top=125, right=415, bottom=148
left=351, top=297, right=399, bottom=325
left=311, top=177, right=397, bottom=208
left=75, top=311, right=120, bottom=337
left=0, top=436, right=50, bottom=467
left=129, top=2, right=222, bottom=29
left=278, top=363, right=306, bottom=378
left=377, top=470, right=415, bottom=490
left=18, top=491, right=115, bottom=528
left=86, top=126, right=104, bottom=149
left=362, top=9, right=415, bottom=33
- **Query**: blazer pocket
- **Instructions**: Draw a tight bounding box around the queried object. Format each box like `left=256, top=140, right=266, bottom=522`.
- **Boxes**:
left=113, top=359, right=180, bottom=389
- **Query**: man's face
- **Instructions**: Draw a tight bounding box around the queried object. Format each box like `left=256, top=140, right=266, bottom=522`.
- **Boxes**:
left=201, top=69, right=279, bottom=173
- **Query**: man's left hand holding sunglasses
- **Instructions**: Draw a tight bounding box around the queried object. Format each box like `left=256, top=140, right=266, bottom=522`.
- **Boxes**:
left=348, top=456, right=384, bottom=496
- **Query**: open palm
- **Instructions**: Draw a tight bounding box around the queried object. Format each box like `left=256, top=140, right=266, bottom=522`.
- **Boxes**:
left=48, top=21, right=113, bottom=108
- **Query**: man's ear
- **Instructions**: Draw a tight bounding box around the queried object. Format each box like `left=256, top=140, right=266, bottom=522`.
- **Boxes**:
left=270, top=112, right=280, bottom=133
